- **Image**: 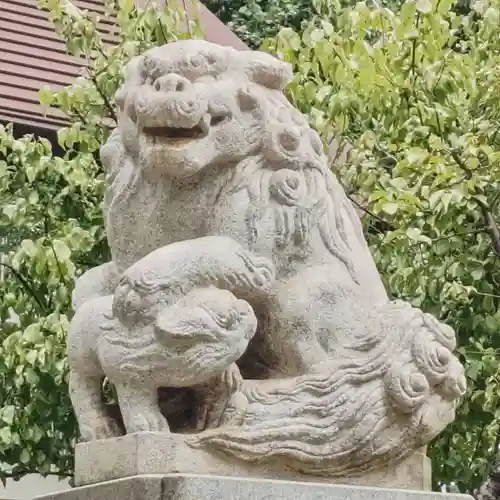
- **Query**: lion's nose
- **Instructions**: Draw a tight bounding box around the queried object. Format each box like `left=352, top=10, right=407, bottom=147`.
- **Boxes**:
left=153, top=74, right=191, bottom=93
left=177, top=100, right=198, bottom=117
left=134, top=82, right=207, bottom=129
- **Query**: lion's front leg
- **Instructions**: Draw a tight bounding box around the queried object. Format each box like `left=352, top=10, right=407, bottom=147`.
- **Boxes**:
left=114, top=381, right=170, bottom=434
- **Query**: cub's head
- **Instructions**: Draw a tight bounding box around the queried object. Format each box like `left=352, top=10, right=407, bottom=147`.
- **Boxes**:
left=154, top=287, right=257, bottom=355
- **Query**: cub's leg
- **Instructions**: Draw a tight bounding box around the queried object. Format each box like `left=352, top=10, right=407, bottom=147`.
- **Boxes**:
left=69, top=370, right=122, bottom=442
left=114, top=381, right=170, bottom=433
left=67, top=296, right=122, bottom=442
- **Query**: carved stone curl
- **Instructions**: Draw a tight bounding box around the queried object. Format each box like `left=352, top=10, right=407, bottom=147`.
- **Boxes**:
left=68, top=40, right=466, bottom=478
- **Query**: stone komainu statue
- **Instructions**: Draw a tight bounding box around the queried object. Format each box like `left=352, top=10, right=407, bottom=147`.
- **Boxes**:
left=68, top=40, right=466, bottom=478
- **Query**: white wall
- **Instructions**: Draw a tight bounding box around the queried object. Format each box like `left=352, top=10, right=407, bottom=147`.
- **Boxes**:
left=0, top=474, right=70, bottom=500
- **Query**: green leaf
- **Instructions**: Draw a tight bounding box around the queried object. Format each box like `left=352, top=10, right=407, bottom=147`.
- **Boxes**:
left=21, top=239, right=38, bottom=258
left=407, top=147, right=428, bottom=165
left=39, top=87, right=54, bottom=107
left=416, top=0, right=433, bottom=13
left=406, top=227, right=431, bottom=243
left=26, top=350, right=38, bottom=366
left=20, top=449, right=31, bottom=465
left=310, top=28, right=324, bottom=42
left=279, top=27, right=301, bottom=51
left=3, top=204, right=17, bottom=219
left=23, top=324, right=43, bottom=344
left=321, top=21, right=334, bottom=37
left=382, top=202, right=399, bottom=215
left=52, top=239, right=71, bottom=261
left=1, top=406, right=15, bottom=425
left=316, top=85, right=332, bottom=102
left=0, top=428, right=12, bottom=445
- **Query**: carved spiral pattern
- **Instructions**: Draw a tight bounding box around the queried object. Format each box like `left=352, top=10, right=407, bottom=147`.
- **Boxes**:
left=385, top=362, right=430, bottom=414
left=269, top=169, right=307, bottom=206
left=263, top=124, right=304, bottom=165
left=383, top=301, right=466, bottom=414
left=412, top=339, right=452, bottom=385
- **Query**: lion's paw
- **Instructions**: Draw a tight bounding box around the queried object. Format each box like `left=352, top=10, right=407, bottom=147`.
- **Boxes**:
left=220, top=362, right=243, bottom=394
left=233, top=250, right=276, bottom=295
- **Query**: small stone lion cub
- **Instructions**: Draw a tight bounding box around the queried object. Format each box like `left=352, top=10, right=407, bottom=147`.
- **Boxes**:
left=67, top=236, right=275, bottom=441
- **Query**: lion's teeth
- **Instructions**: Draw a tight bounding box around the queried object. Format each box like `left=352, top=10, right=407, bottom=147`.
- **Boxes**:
left=199, top=114, right=210, bottom=134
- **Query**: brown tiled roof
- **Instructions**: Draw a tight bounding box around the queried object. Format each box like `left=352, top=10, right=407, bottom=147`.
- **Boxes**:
left=0, top=0, right=247, bottom=131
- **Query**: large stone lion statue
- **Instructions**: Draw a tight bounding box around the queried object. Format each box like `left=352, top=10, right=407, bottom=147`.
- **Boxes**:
left=69, top=40, right=466, bottom=478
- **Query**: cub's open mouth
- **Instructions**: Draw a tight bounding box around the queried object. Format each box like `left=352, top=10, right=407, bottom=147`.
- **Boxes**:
left=142, top=114, right=229, bottom=142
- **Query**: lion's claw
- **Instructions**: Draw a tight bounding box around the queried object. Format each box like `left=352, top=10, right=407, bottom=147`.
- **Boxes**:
left=222, top=363, right=243, bottom=394
left=236, top=250, right=276, bottom=294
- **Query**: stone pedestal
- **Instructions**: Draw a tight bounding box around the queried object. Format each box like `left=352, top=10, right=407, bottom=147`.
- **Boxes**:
left=34, top=474, right=472, bottom=500
left=73, top=433, right=431, bottom=491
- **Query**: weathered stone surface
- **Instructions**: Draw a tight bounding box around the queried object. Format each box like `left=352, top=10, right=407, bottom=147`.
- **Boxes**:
left=67, top=39, right=466, bottom=483
left=74, top=433, right=431, bottom=490
left=68, top=236, right=272, bottom=441
left=35, top=475, right=471, bottom=500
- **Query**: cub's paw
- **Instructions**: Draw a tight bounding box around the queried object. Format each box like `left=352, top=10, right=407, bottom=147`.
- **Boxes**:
left=78, top=414, right=122, bottom=442
left=125, top=411, right=171, bottom=434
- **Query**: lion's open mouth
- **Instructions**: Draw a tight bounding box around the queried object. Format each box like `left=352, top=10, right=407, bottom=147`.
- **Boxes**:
left=142, top=114, right=229, bottom=142
left=143, top=125, right=205, bottom=141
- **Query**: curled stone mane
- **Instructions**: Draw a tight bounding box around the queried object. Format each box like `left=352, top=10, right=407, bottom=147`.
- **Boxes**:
left=212, top=87, right=381, bottom=288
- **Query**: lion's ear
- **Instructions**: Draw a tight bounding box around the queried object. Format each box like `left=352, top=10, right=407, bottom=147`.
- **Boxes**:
left=237, top=52, right=292, bottom=90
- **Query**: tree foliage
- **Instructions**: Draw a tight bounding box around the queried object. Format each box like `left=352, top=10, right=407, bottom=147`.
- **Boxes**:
left=204, top=0, right=314, bottom=48
left=0, top=0, right=201, bottom=482
left=263, top=0, right=500, bottom=492
left=203, top=0, right=414, bottom=49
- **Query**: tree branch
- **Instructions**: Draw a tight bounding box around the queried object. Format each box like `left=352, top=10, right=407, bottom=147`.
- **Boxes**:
left=71, top=107, right=87, bottom=126
left=0, top=263, right=48, bottom=313
left=481, top=206, right=500, bottom=256
left=469, top=424, right=487, bottom=471
left=88, top=73, right=117, bottom=123
left=451, top=149, right=473, bottom=179
left=346, top=193, right=396, bottom=231
left=448, top=150, right=500, bottom=256
left=44, top=216, right=67, bottom=285
left=474, top=432, right=500, bottom=500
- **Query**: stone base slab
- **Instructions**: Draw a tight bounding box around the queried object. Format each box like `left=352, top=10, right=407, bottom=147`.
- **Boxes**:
left=35, top=474, right=472, bottom=500
left=74, top=432, right=431, bottom=490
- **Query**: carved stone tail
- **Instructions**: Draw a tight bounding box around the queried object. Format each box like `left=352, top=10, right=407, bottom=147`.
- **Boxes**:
left=187, top=301, right=465, bottom=476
